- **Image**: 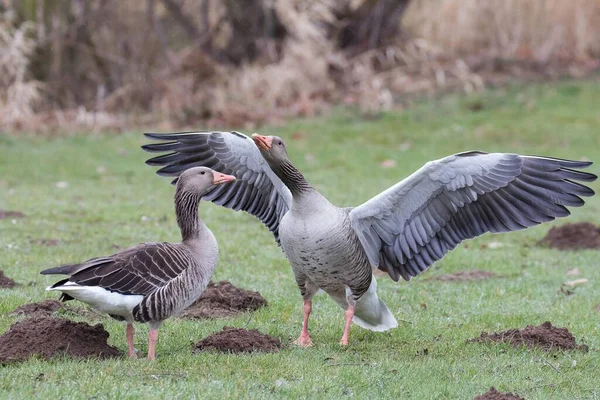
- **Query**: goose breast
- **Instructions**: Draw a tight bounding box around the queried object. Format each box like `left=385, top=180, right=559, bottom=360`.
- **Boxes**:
left=279, top=205, right=371, bottom=296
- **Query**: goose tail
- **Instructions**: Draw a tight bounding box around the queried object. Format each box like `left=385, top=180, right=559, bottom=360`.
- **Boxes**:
left=351, top=276, right=398, bottom=332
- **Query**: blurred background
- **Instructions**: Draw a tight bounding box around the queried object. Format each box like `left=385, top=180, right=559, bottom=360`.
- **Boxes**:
left=1, top=0, right=599, bottom=134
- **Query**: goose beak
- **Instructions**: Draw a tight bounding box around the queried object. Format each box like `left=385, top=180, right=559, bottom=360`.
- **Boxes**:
left=213, top=172, right=236, bottom=185
left=251, top=133, right=272, bottom=150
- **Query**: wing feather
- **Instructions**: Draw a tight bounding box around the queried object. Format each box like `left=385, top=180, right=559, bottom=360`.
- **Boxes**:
left=350, top=152, right=597, bottom=281
left=41, top=242, right=195, bottom=296
left=143, top=131, right=292, bottom=243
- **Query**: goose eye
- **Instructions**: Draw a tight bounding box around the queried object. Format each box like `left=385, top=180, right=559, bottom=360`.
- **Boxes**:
left=278, top=141, right=283, bottom=146
left=200, top=171, right=206, bottom=175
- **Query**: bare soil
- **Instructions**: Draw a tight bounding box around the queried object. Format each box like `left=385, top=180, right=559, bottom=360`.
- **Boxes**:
left=469, top=321, right=588, bottom=351
left=10, top=299, right=105, bottom=320
left=538, top=222, right=600, bottom=250
left=474, top=387, right=525, bottom=400
left=9, top=300, right=63, bottom=317
left=0, top=317, right=121, bottom=364
left=0, top=270, right=16, bottom=288
left=193, top=326, right=281, bottom=354
left=428, top=270, right=498, bottom=282
left=0, top=210, right=25, bottom=220
left=179, top=281, right=267, bottom=319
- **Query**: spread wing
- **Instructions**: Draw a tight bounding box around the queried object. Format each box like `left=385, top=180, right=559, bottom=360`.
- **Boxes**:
left=142, top=131, right=291, bottom=244
left=349, top=151, right=597, bottom=282
left=41, top=242, right=194, bottom=296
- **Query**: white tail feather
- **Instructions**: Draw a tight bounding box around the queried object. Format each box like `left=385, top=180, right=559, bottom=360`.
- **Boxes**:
left=47, top=282, right=143, bottom=319
left=351, top=276, right=398, bottom=332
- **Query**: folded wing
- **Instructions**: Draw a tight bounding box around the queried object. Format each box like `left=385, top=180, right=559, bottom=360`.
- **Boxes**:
left=143, top=131, right=291, bottom=243
left=349, top=152, right=597, bottom=282
left=41, top=242, right=193, bottom=296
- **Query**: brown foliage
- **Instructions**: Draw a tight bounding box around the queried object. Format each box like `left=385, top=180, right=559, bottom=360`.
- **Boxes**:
left=1, top=0, right=599, bottom=134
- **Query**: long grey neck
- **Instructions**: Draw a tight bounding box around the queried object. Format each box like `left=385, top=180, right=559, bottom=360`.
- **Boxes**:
left=174, top=189, right=206, bottom=242
left=272, top=159, right=313, bottom=197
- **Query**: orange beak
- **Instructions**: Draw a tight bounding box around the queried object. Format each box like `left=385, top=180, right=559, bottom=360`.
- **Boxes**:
left=212, top=172, right=236, bottom=185
left=251, top=133, right=272, bottom=151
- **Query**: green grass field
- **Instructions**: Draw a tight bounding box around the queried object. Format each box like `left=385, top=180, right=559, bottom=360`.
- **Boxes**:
left=1, top=80, right=599, bottom=399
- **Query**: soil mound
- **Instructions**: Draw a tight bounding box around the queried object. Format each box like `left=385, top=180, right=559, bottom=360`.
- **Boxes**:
left=0, top=270, right=16, bottom=288
left=429, top=270, right=497, bottom=282
left=194, top=326, right=281, bottom=354
left=474, top=387, right=525, bottom=400
left=469, top=321, right=588, bottom=351
left=0, top=317, right=121, bottom=363
left=10, top=300, right=103, bottom=319
left=179, top=281, right=267, bottom=319
left=0, top=210, right=25, bottom=220
left=9, top=300, right=63, bottom=317
left=538, top=222, right=600, bottom=250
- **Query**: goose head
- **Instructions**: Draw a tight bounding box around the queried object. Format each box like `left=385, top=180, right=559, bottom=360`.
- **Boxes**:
left=176, top=167, right=236, bottom=196
left=251, top=133, right=290, bottom=166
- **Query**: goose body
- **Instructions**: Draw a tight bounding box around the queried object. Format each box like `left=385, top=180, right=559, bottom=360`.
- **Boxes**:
left=41, top=167, right=235, bottom=359
left=143, top=131, right=597, bottom=346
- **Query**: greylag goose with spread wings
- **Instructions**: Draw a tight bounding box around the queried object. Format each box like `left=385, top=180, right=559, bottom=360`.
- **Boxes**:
left=143, top=131, right=596, bottom=346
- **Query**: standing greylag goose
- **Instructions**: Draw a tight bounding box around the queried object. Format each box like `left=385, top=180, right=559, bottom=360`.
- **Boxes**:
left=142, top=131, right=597, bottom=346
left=40, top=166, right=236, bottom=359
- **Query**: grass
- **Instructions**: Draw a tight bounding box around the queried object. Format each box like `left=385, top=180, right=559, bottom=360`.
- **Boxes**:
left=1, top=80, right=599, bottom=399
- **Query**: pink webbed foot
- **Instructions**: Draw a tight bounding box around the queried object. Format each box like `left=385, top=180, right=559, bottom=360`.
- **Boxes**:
left=293, top=333, right=313, bottom=347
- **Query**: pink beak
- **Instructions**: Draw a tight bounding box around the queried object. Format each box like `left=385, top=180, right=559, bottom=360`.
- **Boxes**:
left=251, top=133, right=273, bottom=150
left=213, top=172, right=236, bottom=185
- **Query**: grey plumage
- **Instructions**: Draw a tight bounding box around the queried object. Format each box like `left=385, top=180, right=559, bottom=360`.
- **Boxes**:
left=349, top=152, right=597, bottom=282
left=143, top=131, right=291, bottom=243
left=40, top=166, right=235, bottom=359
left=142, top=132, right=597, bottom=345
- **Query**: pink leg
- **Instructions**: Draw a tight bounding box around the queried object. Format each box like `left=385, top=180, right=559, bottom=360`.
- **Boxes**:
left=293, top=300, right=313, bottom=347
left=340, top=305, right=355, bottom=346
left=147, top=328, right=159, bottom=360
left=126, top=323, right=137, bottom=358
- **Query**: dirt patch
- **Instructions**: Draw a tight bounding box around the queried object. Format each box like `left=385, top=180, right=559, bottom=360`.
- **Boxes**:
left=179, top=281, right=267, bottom=319
left=31, top=238, right=62, bottom=246
left=473, top=387, right=525, bottom=400
left=538, top=222, right=600, bottom=250
left=0, top=270, right=17, bottom=288
left=10, top=300, right=105, bottom=319
left=0, top=317, right=121, bottom=364
left=428, top=270, right=498, bottom=282
left=469, top=321, right=588, bottom=351
left=9, top=300, right=63, bottom=317
left=194, top=326, right=281, bottom=354
left=0, top=210, right=25, bottom=220
left=595, top=304, right=600, bottom=313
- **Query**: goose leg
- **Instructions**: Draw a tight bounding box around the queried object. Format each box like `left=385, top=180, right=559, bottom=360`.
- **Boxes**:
left=126, top=323, right=137, bottom=358
left=147, top=328, right=159, bottom=360
left=293, top=300, right=313, bottom=347
left=340, top=305, right=355, bottom=346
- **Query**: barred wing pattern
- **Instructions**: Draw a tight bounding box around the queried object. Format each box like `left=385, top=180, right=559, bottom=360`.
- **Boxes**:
left=350, top=152, right=597, bottom=282
left=143, top=131, right=292, bottom=243
left=59, top=242, right=195, bottom=296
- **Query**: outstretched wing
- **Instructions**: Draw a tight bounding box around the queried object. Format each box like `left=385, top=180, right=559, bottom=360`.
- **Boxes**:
left=349, top=152, right=597, bottom=282
left=42, top=242, right=195, bottom=296
left=142, top=131, right=292, bottom=243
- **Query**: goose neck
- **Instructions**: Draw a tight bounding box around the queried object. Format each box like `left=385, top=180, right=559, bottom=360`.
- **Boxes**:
left=273, top=159, right=313, bottom=196
left=174, top=189, right=205, bottom=242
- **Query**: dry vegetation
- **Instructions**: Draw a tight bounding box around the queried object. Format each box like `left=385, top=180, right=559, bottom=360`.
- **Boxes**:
left=1, top=0, right=599, bottom=134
